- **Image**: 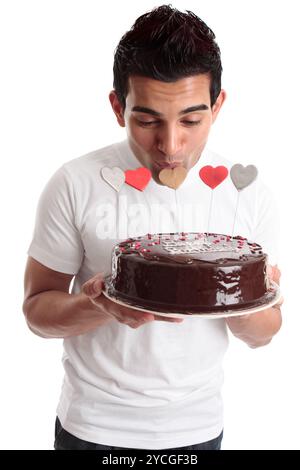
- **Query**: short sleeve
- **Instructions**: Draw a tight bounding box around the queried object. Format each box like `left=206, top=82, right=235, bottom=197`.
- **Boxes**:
left=27, top=165, right=84, bottom=274
left=251, top=179, right=280, bottom=266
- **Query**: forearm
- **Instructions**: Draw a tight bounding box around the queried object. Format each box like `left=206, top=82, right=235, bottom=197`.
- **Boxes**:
left=226, top=306, right=282, bottom=348
left=23, top=290, right=112, bottom=339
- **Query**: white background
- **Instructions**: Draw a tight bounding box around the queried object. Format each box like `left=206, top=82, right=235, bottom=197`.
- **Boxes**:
left=0, top=0, right=299, bottom=450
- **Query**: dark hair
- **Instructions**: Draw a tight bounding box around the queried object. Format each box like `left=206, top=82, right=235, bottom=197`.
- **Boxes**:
left=113, top=4, right=222, bottom=110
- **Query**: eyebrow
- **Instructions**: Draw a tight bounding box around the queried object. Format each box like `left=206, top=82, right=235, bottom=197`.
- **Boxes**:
left=131, top=104, right=209, bottom=117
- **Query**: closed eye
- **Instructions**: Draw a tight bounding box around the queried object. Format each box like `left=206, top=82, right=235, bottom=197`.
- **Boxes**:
left=137, top=120, right=160, bottom=127
left=181, top=120, right=201, bottom=126
left=137, top=120, right=201, bottom=127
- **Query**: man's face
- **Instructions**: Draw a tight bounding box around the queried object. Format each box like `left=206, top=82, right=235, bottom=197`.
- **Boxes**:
left=109, top=74, right=226, bottom=184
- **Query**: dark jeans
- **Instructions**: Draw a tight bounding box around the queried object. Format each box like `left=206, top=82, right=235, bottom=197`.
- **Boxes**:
left=54, top=417, right=223, bottom=450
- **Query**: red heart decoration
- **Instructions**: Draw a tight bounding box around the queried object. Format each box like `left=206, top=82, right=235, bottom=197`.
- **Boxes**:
left=199, top=165, right=228, bottom=189
left=125, top=167, right=152, bottom=191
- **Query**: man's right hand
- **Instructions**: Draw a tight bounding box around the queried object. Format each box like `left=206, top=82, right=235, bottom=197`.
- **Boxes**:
left=81, top=273, right=184, bottom=329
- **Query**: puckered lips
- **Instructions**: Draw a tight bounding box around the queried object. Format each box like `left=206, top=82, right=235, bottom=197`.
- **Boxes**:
left=154, top=161, right=184, bottom=170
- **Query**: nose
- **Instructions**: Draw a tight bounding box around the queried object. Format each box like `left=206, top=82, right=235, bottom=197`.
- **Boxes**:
left=156, top=125, right=183, bottom=160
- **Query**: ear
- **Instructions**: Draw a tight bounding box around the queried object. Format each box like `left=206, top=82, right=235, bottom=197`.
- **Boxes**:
left=109, top=90, right=125, bottom=127
left=211, top=89, right=226, bottom=123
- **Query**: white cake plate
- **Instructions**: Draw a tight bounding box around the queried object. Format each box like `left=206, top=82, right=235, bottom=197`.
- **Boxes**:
left=102, top=279, right=282, bottom=319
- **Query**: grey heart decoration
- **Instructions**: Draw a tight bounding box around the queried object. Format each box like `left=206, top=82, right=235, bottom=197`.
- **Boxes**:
left=101, top=167, right=125, bottom=192
left=230, top=164, right=258, bottom=191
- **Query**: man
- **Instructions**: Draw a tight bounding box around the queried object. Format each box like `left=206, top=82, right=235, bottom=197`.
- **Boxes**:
left=23, top=5, right=282, bottom=450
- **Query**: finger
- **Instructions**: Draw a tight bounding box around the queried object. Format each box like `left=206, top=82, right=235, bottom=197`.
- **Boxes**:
left=83, top=280, right=103, bottom=298
left=118, top=305, right=154, bottom=322
left=89, top=279, right=104, bottom=298
left=124, top=319, right=149, bottom=329
left=125, top=310, right=183, bottom=324
left=154, top=315, right=184, bottom=323
left=272, top=265, right=281, bottom=285
left=127, top=314, right=155, bottom=326
left=267, top=265, right=281, bottom=284
left=273, top=296, right=284, bottom=310
left=82, top=273, right=104, bottom=298
left=103, top=302, right=155, bottom=326
left=267, top=265, right=273, bottom=278
left=115, top=315, right=151, bottom=329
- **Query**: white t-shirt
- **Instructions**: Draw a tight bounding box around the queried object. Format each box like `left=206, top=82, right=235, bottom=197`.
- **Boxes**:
left=28, top=139, right=278, bottom=449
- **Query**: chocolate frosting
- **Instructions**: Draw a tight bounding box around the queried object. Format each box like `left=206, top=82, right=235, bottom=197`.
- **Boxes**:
left=109, top=233, right=269, bottom=314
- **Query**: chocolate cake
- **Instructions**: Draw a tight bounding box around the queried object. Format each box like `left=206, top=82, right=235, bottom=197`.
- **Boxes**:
left=107, top=233, right=270, bottom=314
